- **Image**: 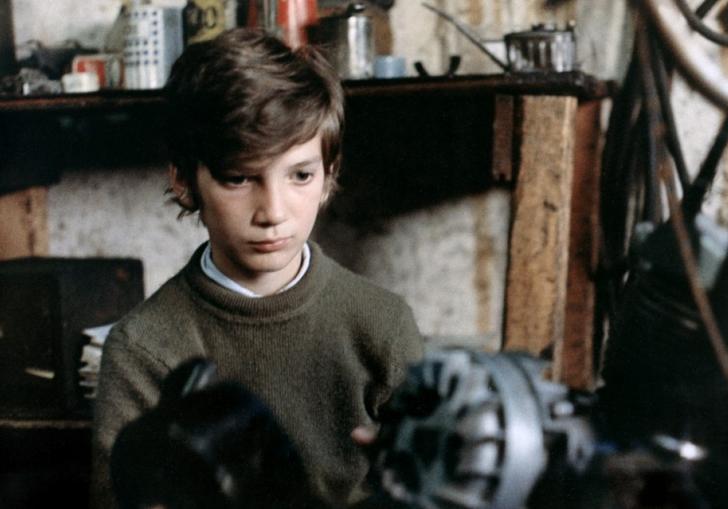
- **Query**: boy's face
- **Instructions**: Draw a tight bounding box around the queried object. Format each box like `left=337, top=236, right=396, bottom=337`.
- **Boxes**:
left=184, top=134, right=327, bottom=295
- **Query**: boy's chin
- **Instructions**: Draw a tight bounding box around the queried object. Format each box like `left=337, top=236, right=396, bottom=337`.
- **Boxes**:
left=236, top=250, right=301, bottom=275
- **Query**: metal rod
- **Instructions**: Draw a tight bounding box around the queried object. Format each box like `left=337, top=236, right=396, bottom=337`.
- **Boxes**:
left=421, top=3, right=508, bottom=71
left=649, top=27, right=690, bottom=191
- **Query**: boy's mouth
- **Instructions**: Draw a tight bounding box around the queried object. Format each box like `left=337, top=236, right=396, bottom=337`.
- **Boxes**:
left=250, top=237, right=292, bottom=253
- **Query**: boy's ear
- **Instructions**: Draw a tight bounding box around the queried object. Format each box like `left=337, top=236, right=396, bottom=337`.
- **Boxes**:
left=319, top=176, right=334, bottom=207
left=169, top=165, right=194, bottom=208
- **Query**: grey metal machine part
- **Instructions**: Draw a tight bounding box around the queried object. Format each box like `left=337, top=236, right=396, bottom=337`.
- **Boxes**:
left=373, top=348, right=595, bottom=509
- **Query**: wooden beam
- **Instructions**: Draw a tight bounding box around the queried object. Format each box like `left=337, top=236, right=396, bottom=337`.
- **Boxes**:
left=0, top=187, right=49, bottom=260
left=503, top=95, right=578, bottom=376
left=562, top=100, right=602, bottom=389
left=492, top=95, right=515, bottom=183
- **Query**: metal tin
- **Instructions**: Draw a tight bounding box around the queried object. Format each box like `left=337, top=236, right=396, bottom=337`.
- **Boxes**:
left=318, top=3, right=374, bottom=80
left=504, top=23, right=577, bottom=73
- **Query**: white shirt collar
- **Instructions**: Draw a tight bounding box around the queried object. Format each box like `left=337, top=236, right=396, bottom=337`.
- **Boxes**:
left=200, top=242, right=311, bottom=298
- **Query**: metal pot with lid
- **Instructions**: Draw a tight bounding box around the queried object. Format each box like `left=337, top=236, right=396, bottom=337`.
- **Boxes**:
left=504, top=22, right=577, bottom=73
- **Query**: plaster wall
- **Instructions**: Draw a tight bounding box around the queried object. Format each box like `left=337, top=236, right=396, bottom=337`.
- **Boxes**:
left=11, top=0, right=723, bottom=347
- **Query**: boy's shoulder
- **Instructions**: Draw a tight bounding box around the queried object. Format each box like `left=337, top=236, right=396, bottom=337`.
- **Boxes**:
left=317, top=247, right=408, bottom=306
left=315, top=246, right=424, bottom=366
left=105, top=269, right=194, bottom=354
left=315, top=246, right=415, bottom=325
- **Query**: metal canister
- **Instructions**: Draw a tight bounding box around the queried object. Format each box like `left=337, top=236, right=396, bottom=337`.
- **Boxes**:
left=317, top=3, right=374, bottom=80
left=504, top=23, right=577, bottom=73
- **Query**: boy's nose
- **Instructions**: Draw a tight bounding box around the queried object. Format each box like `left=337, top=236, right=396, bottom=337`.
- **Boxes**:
left=253, top=183, right=287, bottom=226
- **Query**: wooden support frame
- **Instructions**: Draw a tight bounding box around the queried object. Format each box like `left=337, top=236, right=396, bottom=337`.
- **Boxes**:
left=501, top=95, right=602, bottom=389
left=0, top=186, right=49, bottom=260
left=562, top=100, right=602, bottom=389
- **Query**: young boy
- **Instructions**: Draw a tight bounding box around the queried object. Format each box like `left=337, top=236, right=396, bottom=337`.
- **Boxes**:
left=91, top=28, right=423, bottom=508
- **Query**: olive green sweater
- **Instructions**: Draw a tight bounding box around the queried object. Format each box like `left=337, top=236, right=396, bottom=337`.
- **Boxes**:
left=91, top=242, right=423, bottom=508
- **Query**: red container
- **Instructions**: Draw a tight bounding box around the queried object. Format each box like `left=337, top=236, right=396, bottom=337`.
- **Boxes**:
left=278, top=0, right=318, bottom=48
left=72, top=54, right=123, bottom=89
left=245, top=0, right=317, bottom=48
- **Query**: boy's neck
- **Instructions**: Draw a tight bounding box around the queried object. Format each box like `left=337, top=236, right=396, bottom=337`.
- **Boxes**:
left=241, top=256, right=302, bottom=296
left=210, top=247, right=305, bottom=297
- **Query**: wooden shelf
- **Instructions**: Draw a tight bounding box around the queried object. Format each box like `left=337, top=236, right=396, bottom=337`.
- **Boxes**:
left=0, top=71, right=613, bottom=113
left=344, top=71, right=613, bottom=99
left=0, top=418, right=92, bottom=430
left=0, top=89, right=163, bottom=113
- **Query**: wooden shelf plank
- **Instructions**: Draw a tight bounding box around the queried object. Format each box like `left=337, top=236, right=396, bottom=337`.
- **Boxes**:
left=0, top=89, right=163, bottom=113
left=0, top=419, right=92, bottom=429
left=0, top=72, right=613, bottom=113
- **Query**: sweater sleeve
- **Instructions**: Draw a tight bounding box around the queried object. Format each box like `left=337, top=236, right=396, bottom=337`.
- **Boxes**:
left=393, top=304, right=425, bottom=385
left=90, top=328, right=168, bottom=509
left=369, top=303, right=424, bottom=420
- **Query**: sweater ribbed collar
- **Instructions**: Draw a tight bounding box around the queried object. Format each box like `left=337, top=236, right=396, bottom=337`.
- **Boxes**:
left=182, top=241, right=331, bottom=321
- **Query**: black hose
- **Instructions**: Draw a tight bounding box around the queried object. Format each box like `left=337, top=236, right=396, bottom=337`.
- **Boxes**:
left=649, top=32, right=691, bottom=191
left=636, top=27, right=664, bottom=224
left=601, top=52, right=643, bottom=256
left=681, top=117, right=728, bottom=220
left=695, top=0, right=721, bottom=19
left=674, top=0, right=728, bottom=47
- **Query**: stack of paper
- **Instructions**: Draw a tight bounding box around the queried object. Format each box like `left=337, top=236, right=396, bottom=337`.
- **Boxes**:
left=79, top=324, right=114, bottom=399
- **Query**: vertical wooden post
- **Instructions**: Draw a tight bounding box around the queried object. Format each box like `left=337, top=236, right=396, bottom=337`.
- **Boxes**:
left=503, top=95, right=578, bottom=378
left=491, top=95, right=515, bottom=183
left=562, top=100, right=602, bottom=389
left=0, top=187, right=49, bottom=260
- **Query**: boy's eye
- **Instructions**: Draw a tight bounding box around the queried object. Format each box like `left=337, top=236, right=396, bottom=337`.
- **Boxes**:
left=220, top=174, right=251, bottom=185
left=293, top=171, right=314, bottom=183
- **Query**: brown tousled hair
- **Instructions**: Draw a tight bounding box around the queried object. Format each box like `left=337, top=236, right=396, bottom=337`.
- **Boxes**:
left=164, top=28, right=344, bottom=213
